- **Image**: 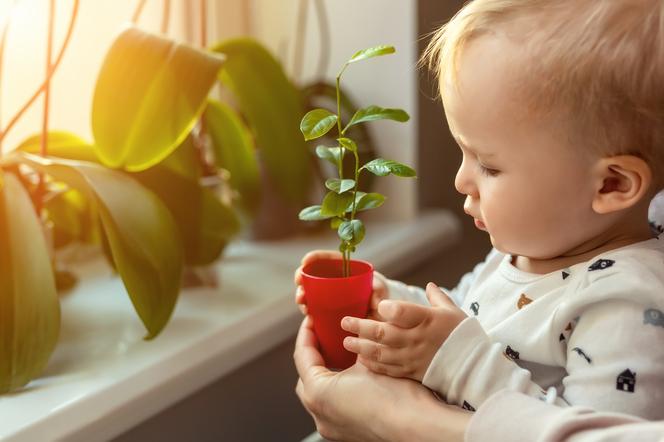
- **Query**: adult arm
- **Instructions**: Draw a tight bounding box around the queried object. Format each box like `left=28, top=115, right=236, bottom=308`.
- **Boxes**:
left=468, top=390, right=664, bottom=442
left=293, top=316, right=472, bottom=442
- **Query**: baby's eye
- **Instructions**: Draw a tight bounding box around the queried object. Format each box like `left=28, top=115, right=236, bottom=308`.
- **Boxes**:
left=478, top=163, right=500, bottom=177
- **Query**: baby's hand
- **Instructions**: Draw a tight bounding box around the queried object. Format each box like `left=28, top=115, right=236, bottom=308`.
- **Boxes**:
left=341, top=282, right=467, bottom=382
left=293, top=250, right=388, bottom=319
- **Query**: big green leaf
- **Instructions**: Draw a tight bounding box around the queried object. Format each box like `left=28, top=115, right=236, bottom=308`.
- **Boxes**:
left=321, top=191, right=354, bottom=217
left=212, top=37, right=311, bottom=204
left=315, top=145, right=343, bottom=167
left=15, top=131, right=99, bottom=162
left=19, top=153, right=182, bottom=339
left=348, top=45, right=395, bottom=64
left=348, top=192, right=386, bottom=212
left=361, top=158, right=417, bottom=177
left=344, top=105, right=410, bottom=132
left=0, top=173, right=60, bottom=393
left=300, top=109, right=338, bottom=141
left=298, top=205, right=333, bottom=221
left=205, top=99, right=260, bottom=216
left=338, top=219, right=365, bottom=246
left=92, top=27, right=224, bottom=172
left=325, top=178, right=355, bottom=194
left=133, top=165, right=240, bottom=266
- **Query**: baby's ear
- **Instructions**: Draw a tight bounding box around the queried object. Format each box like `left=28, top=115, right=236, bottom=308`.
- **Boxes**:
left=591, top=155, right=652, bottom=214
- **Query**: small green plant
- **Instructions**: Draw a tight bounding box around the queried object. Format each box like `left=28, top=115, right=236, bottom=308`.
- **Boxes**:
left=299, top=45, right=416, bottom=277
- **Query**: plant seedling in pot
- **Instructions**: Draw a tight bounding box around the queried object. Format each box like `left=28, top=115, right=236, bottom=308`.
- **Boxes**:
left=298, top=45, right=416, bottom=369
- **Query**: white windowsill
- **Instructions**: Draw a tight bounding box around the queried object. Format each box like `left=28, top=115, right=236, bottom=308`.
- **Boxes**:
left=0, top=209, right=460, bottom=442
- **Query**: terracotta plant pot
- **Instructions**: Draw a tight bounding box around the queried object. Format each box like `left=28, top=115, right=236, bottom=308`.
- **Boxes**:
left=300, top=258, right=374, bottom=369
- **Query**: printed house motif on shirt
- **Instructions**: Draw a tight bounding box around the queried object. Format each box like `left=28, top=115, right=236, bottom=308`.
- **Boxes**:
left=504, top=345, right=520, bottom=361
left=644, top=308, right=664, bottom=328
left=616, top=369, right=636, bottom=393
left=462, top=400, right=476, bottom=412
left=588, top=259, right=615, bottom=271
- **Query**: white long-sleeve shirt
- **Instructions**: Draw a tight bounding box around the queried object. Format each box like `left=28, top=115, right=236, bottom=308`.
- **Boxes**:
left=383, top=236, right=664, bottom=419
left=467, top=390, right=664, bottom=442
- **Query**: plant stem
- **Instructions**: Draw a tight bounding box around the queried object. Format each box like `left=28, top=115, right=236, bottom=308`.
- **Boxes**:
left=335, top=71, right=344, bottom=180
left=0, top=0, right=18, bottom=154
left=161, top=0, right=171, bottom=34
left=199, top=0, right=207, bottom=48
left=36, top=0, right=56, bottom=215
left=131, top=0, right=147, bottom=24
left=336, top=65, right=349, bottom=277
left=0, top=0, right=79, bottom=146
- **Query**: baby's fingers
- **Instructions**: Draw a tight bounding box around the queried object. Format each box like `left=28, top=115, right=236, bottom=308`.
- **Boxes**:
left=343, top=337, right=405, bottom=367
left=341, top=317, right=407, bottom=347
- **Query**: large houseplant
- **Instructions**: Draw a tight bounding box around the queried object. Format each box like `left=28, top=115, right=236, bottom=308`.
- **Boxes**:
left=298, top=45, right=416, bottom=369
left=0, top=3, right=230, bottom=393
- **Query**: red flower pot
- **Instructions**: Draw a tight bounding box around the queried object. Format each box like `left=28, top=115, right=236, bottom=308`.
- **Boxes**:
left=300, top=258, right=374, bottom=369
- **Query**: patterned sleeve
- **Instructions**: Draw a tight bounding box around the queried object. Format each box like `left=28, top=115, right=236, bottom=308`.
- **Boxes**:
left=423, top=261, right=664, bottom=419
left=466, top=390, right=664, bottom=442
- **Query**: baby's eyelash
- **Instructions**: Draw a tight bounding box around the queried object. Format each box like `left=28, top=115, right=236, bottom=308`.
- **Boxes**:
left=478, top=164, right=500, bottom=177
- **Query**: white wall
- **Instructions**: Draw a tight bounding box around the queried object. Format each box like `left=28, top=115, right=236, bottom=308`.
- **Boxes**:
left=251, top=0, right=419, bottom=220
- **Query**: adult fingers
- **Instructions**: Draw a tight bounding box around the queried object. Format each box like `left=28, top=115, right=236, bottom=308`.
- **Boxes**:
left=377, top=300, right=430, bottom=329
left=295, top=286, right=308, bottom=315
left=343, top=336, right=406, bottom=366
left=370, top=273, right=389, bottom=314
left=294, top=316, right=328, bottom=382
left=293, top=265, right=303, bottom=286
left=341, top=316, right=407, bottom=347
left=301, top=249, right=342, bottom=267
left=425, top=282, right=455, bottom=308
left=356, top=355, right=413, bottom=379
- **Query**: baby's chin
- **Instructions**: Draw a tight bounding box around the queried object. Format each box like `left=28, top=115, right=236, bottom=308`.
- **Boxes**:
left=488, top=236, right=563, bottom=260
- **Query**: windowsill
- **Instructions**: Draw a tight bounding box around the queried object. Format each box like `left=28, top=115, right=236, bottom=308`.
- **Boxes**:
left=0, top=209, right=460, bottom=441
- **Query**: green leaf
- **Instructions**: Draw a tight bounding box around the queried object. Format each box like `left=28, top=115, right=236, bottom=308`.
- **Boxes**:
left=19, top=153, right=183, bottom=339
left=15, top=131, right=99, bottom=162
left=330, top=217, right=343, bottom=229
left=337, top=137, right=357, bottom=152
left=315, top=145, right=343, bottom=166
left=213, top=38, right=311, bottom=204
left=133, top=164, right=240, bottom=266
left=321, top=191, right=354, bottom=217
left=361, top=158, right=417, bottom=177
left=92, top=27, right=224, bottom=172
left=344, top=106, right=410, bottom=132
left=158, top=135, right=202, bottom=180
left=298, top=205, right=333, bottom=221
left=300, top=109, right=338, bottom=141
left=325, top=178, right=355, bottom=194
left=338, top=219, right=365, bottom=246
left=352, top=192, right=386, bottom=212
left=205, top=99, right=261, bottom=216
left=348, top=45, right=395, bottom=64
left=0, top=173, right=60, bottom=393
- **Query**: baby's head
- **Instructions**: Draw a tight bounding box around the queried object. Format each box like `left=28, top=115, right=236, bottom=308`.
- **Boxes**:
left=423, top=0, right=663, bottom=259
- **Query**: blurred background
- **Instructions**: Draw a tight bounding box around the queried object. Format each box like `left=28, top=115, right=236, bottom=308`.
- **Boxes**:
left=0, top=0, right=491, bottom=439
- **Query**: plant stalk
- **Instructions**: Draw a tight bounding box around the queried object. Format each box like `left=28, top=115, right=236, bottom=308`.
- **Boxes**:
left=36, top=0, right=56, bottom=215
left=0, top=0, right=79, bottom=146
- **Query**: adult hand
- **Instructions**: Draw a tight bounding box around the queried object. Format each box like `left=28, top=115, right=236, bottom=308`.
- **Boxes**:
left=294, top=315, right=471, bottom=442
left=340, top=283, right=467, bottom=382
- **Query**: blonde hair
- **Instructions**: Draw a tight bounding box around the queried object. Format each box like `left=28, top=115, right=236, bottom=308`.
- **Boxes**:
left=422, top=0, right=664, bottom=189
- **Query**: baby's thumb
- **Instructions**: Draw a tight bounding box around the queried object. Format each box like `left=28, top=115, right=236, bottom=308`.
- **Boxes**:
left=425, top=282, right=453, bottom=307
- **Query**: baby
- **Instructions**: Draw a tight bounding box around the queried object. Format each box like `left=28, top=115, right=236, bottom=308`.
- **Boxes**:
left=296, top=0, right=664, bottom=420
